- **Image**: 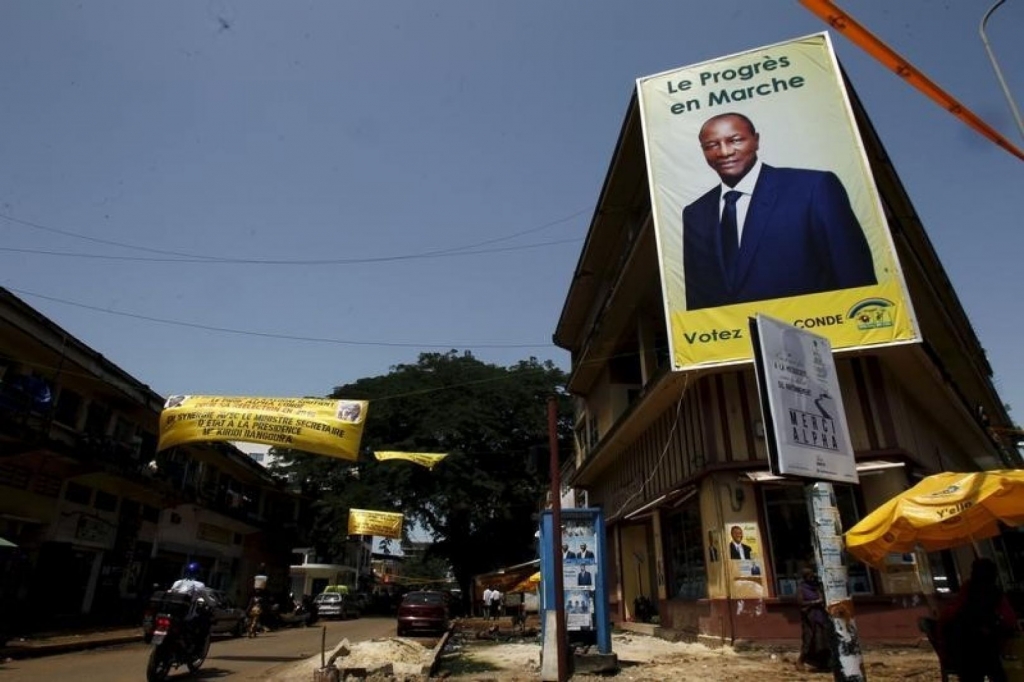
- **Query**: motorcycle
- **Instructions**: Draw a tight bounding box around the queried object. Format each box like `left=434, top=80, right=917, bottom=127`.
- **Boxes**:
left=283, top=595, right=318, bottom=627
left=146, top=592, right=212, bottom=682
left=299, top=594, right=319, bottom=626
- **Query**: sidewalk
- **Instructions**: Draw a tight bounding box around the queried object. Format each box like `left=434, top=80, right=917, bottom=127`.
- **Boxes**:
left=0, top=626, right=143, bottom=660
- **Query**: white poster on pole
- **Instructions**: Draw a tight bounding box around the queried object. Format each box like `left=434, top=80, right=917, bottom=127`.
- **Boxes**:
left=751, top=314, right=858, bottom=484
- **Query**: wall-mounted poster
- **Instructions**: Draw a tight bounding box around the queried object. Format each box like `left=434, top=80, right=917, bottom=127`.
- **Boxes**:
left=725, top=522, right=766, bottom=599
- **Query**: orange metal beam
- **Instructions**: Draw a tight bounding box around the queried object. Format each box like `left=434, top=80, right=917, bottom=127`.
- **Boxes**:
left=799, top=0, right=1024, bottom=162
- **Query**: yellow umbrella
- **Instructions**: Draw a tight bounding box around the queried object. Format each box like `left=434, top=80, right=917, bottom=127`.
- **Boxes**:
left=508, top=572, right=542, bottom=594
left=845, top=470, right=1024, bottom=567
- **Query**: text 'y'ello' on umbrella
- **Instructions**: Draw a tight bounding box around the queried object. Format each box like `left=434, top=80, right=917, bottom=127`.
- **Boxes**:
left=844, top=470, right=1024, bottom=567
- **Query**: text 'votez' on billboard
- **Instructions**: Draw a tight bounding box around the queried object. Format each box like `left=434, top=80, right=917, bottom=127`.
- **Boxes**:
left=637, top=33, right=918, bottom=371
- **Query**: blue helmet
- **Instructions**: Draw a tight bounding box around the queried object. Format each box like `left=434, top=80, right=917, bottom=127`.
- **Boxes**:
left=185, top=561, right=202, bottom=579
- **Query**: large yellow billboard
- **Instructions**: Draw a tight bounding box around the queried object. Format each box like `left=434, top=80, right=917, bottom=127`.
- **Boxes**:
left=637, top=33, right=917, bottom=370
left=158, top=395, right=368, bottom=461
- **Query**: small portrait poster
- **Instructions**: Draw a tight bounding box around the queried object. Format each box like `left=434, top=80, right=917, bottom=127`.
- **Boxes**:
left=724, top=522, right=766, bottom=599
left=564, top=589, right=595, bottom=631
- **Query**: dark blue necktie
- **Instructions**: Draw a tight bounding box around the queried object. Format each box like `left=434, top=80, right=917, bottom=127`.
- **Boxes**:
left=720, top=190, right=742, bottom=279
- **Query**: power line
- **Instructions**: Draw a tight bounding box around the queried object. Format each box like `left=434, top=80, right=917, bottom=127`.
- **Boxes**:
left=6, top=286, right=556, bottom=350
left=0, top=237, right=583, bottom=265
left=0, top=208, right=589, bottom=265
left=0, top=211, right=222, bottom=260
left=9, top=325, right=659, bottom=414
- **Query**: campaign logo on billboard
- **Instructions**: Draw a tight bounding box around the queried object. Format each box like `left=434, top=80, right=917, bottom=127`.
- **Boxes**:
left=848, top=298, right=897, bottom=331
left=637, top=33, right=918, bottom=371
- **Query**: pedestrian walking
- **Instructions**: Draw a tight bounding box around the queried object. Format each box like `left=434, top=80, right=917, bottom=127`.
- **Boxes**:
left=482, top=586, right=494, bottom=619
left=488, top=587, right=502, bottom=621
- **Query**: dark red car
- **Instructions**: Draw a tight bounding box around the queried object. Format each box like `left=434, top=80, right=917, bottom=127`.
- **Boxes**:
left=396, top=591, right=450, bottom=636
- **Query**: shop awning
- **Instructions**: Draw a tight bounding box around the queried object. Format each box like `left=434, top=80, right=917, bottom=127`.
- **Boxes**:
left=744, top=460, right=904, bottom=483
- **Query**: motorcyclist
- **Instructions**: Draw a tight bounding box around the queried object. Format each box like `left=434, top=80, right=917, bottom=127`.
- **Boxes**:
left=169, top=562, right=207, bottom=596
left=167, top=562, right=212, bottom=644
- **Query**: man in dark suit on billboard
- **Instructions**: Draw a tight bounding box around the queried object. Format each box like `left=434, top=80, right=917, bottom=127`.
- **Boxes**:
left=682, top=112, right=876, bottom=311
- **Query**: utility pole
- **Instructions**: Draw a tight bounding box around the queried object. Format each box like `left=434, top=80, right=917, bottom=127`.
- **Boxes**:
left=807, top=482, right=865, bottom=682
left=545, top=395, right=568, bottom=682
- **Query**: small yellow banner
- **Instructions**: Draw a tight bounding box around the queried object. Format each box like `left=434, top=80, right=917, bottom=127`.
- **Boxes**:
left=348, top=509, right=404, bottom=539
left=158, top=395, right=368, bottom=461
left=373, top=451, right=448, bottom=470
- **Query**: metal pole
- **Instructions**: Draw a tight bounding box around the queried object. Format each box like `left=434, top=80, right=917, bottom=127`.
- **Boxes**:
left=548, top=396, right=569, bottom=682
left=980, top=0, right=1024, bottom=141
left=806, top=482, right=865, bottom=682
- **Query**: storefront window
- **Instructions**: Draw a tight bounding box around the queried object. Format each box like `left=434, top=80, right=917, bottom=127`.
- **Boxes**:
left=761, top=484, right=873, bottom=597
left=664, top=500, right=707, bottom=600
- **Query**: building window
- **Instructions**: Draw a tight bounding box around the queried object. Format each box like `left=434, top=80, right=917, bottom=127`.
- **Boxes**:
left=141, top=505, right=160, bottom=523
left=113, top=416, right=136, bottom=443
left=574, top=420, right=588, bottom=458
left=120, top=499, right=140, bottom=520
left=654, top=330, right=669, bottom=371
left=64, top=481, right=92, bottom=505
left=53, top=388, right=82, bottom=427
left=94, top=490, right=118, bottom=512
left=85, top=402, right=111, bottom=436
left=138, top=431, right=158, bottom=462
left=761, top=484, right=873, bottom=597
left=664, top=499, right=707, bottom=600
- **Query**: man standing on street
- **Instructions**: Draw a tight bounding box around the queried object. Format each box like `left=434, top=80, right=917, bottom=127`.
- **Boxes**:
left=482, top=586, right=494, bottom=619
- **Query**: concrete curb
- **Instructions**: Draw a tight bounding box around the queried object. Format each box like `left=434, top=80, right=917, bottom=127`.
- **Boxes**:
left=0, top=633, right=144, bottom=660
left=426, top=625, right=455, bottom=677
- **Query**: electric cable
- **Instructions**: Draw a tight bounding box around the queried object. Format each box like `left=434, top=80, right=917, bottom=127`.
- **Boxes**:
left=0, top=207, right=588, bottom=265
left=6, top=285, right=555, bottom=349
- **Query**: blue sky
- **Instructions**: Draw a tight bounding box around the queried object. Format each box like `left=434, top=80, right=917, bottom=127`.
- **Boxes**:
left=1, top=2, right=1022, bottom=420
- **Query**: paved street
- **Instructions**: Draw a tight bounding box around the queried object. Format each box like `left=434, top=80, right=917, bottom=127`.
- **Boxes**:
left=0, top=617, right=401, bottom=682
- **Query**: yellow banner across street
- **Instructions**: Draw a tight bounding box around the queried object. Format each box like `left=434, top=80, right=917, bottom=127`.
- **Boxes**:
left=348, top=508, right=404, bottom=539
left=374, top=451, right=448, bottom=470
left=158, top=395, right=368, bottom=461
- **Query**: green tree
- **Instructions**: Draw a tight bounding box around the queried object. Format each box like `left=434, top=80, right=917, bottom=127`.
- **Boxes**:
left=273, top=351, right=571, bottom=604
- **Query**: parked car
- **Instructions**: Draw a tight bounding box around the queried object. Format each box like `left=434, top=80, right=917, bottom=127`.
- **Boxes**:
left=396, top=591, right=449, bottom=636
left=143, top=589, right=246, bottom=641
left=313, top=592, right=359, bottom=620
left=207, top=590, right=247, bottom=636
left=352, top=592, right=371, bottom=614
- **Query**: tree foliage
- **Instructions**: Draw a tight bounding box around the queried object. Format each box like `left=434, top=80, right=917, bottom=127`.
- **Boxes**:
left=272, top=351, right=571, bottom=598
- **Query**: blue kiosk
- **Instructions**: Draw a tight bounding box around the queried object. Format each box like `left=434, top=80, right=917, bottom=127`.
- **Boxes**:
left=538, top=507, right=611, bottom=654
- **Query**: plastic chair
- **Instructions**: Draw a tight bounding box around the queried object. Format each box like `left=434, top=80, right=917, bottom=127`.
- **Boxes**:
left=918, top=616, right=957, bottom=682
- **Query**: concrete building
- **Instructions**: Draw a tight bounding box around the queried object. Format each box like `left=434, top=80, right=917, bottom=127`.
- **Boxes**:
left=0, top=288, right=300, bottom=631
left=288, top=546, right=359, bottom=598
left=552, top=82, right=1022, bottom=645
